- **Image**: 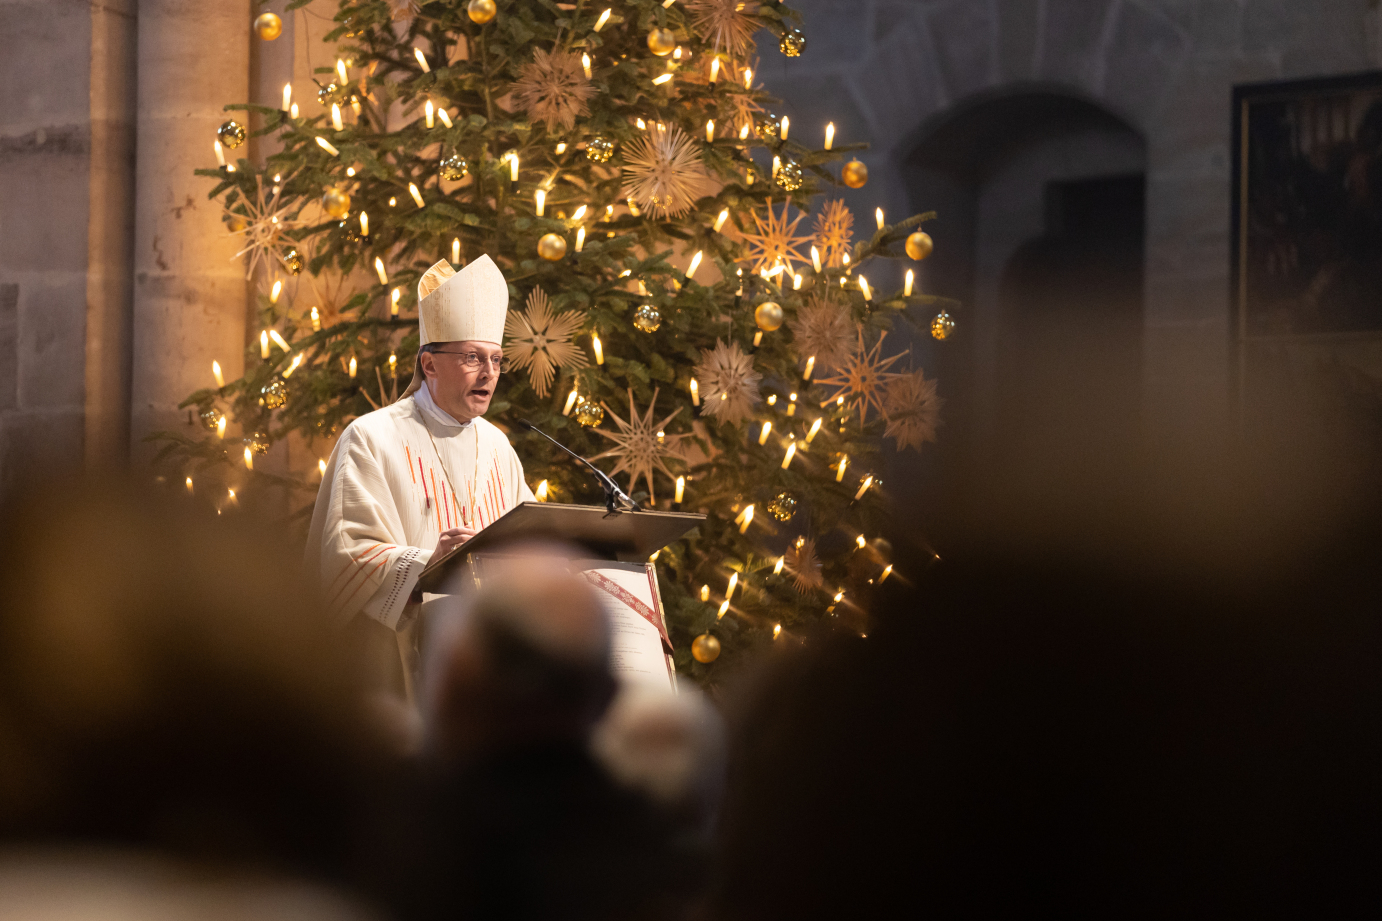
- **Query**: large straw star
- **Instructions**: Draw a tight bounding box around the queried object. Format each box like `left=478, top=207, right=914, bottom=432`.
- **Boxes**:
left=589, top=388, right=686, bottom=504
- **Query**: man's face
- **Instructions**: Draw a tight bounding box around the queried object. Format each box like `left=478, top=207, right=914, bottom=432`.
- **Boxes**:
left=420, top=340, right=503, bottom=422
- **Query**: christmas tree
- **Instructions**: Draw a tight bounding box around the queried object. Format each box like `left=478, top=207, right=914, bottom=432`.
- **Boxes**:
left=158, top=0, right=955, bottom=682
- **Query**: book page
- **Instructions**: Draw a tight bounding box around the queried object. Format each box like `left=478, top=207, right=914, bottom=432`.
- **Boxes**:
left=572, top=562, right=673, bottom=691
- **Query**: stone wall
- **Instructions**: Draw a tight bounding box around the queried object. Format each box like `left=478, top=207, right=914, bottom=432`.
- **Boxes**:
left=758, top=0, right=1382, bottom=445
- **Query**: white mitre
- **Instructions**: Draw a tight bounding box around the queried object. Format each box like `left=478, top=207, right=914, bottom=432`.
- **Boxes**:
left=401, top=253, right=509, bottom=398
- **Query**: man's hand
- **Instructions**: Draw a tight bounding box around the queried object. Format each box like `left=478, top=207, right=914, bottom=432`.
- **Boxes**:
left=436, top=526, right=479, bottom=558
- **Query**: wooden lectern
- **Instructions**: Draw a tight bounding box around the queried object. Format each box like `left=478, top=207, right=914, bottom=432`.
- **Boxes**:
left=409, top=502, right=705, bottom=691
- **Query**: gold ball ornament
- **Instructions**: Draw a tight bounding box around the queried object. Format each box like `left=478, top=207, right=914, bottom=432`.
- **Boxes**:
left=199, top=407, right=225, bottom=431
left=537, top=232, right=568, bottom=262
left=322, top=187, right=351, bottom=219
left=931, top=311, right=956, bottom=341
left=766, top=492, right=797, bottom=521
left=282, top=248, right=304, bottom=275
left=842, top=159, right=868, bottom=189
left=244, top=432, right=271, bottom=455
left=775, top=158, right=804, bottom=192
left=575, top=398, right=605, bottom=428
left=633, top=304, right=662, bottom=333
left=755, top=113, right=782, bottom=143
left=585, top=136, right=615, bottom=163
left=691, top=633, right=721, bottom=664
left=647, top=28, right=676, bottom=56
left=254, top=12, right=283, bottom=41
left=261, top=379, right=288, bottom=410
left=439, top=155, right=469, bottom=182
left=225, top=213, right=248, bottom=233
left=779, top=28, right=806, bottom=57
left=467, top=0, right=497, bottom=24
left=317, top=82, right=347, bottom=107
left=905, top=231, right=934, bottom=261
left=754, top=301, right=784, bottom=332
left=217, top=120, right=247, bottom=150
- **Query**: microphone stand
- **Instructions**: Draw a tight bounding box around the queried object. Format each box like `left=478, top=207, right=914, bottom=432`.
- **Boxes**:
left=515, top=419, right=642, bottom=515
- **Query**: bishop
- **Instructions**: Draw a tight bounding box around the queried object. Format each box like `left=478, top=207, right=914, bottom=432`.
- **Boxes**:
left=306, top=254, right=535, bottom=644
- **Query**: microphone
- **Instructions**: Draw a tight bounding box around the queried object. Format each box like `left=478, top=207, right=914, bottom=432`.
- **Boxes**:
left=515, top=418, right=641, bottom=514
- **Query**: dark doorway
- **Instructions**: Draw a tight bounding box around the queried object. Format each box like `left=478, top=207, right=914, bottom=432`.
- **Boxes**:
left=994, top=174, right=1146, bottom=497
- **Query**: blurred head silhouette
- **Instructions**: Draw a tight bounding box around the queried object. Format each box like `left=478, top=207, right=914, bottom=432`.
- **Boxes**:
left=0, top=479, right=384, bottom=882
left=423, top=545, right=617, bottom=764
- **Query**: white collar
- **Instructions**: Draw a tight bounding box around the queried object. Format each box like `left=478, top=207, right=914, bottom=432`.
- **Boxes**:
left=414, top=380, right=475, bottom=432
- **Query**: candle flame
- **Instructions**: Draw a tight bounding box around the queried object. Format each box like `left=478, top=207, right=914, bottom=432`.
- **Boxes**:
left=244, top=447, right=253, bottom=470
left=594, top=8, right=612, bottom=31
left=374, top=257, right=388, bottom=285
left=413, top=47, right=429, bottom=72
left=675, top=476, right=685, bottom=504
left=758, top=421, right=772, bottom=445
left=212, top=360, right=225, bottom=388
left=315, top=137, right=339, bottom=156
left=781, top=442, right=797, bottom=469
left=408, top=182, right=425, bottom=208
left=591, top=334, right=603, bottom=364
left=905, top=269, right=915, bottom=297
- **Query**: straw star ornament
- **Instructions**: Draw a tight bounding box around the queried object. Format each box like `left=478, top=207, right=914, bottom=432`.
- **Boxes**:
left=621, top=124, right=716, bottom=220
left=815, top=327, right=908, bottom=424
left=224, top=173, right=301, bottom=280
left=511, top=48, right=595, bottom=132
left=737, top=200, right=813, bottom=275
left=589, top=388, right=686, bottom=504
left=687, top=0, right=761, bottom=57
left=884, top=368, right=944, bottom=452
left=813, top=199, right=855, bottom=268
left=785, top=536, right=823, bottom=594
left=503, top=287, right=589, bottom=398
left=788, top=293, right=854, bottom=372
left=694, top=339, right=762, bottom=427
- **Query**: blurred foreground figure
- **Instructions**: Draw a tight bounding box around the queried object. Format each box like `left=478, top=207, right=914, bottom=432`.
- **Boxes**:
left=375, top=548, right=702, bottom=921
left=711, top=550, right=1382, bottom=917
left=0, top=481, right=387, bottom=915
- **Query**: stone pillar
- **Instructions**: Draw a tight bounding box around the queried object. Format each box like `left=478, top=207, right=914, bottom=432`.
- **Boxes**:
left=130, top=0, right=251, bottom=458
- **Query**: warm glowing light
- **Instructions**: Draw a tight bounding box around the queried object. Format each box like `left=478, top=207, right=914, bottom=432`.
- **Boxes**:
left=536, top=479, right=549, bottom=501
left=636, top=118, right=646, bottom=130
left=389, top=352, right=397, bottom=375
left=216, top=416, right=227, bottom=439
left=687, top=250, right=703, bottom=279
left=880, top=564, right=893, bottom=583
left=905, top=269, right=915, bottom=297
left=581, top=53, right=592, bottom=78
left=572, top=204, right=588, bottom=222
left=282, top=83, right=292, bottom=111
left=810, top=246, right=823, bottom=275
left=289, top=102, right=299, bottom=118
left=780, top=115, right=789, bottom=140
left=875, top=207, right=884, bottom=230
left=793, top=273, right=803, bottom=290
left=743, top=67, right=753, bottom=88
left=213, top=140, right=226, bottom=166
left=774, top=556, right=785, bottom=574
left=773, top=623, right=782, bottom=639
left=413, top=47, right=430, bottom=72
left=185, top=476, right=193, bottom=493
left=555, top=142, right=567, bottom=154
left=854, top=474, right=874, bottom=500
left=675, top=476, right=685, bottom=504
left=348, top=355, right=358, bottom=378
left=452, top=238, right=461, bottom=263
left=739, top=123, right=750, bottom=140
left=259, top=330, right=270, bottom=359
left=652, top=73, right=673, bottom=85
left=705, top=119, right=715, bottom=143
left=374, top=257, right=388, bottom=285
left=591, top=334, right=603, bottom=364
left=767, top=394, right=778, bottom=406
left=509, top=152, right=520, bottom=182
left=575, top=226, right=585, bottom=252
left=283, top=353, right=304, bottom=377
left=689, top=378, right=699, bottom=406
left=710, top=211, right=729, bottom=237
left=758, top=421, right=773, bottom=445
left=359, top=211, right=369, bottom=236
left=424, top=99, right=434, bottom=128
left=803, top=356, right=815, bottom=380
left=856, top=534, right=867, bottom=549
left=594, top=8, right=612, bottom=31
left=310, top=307, right=321, bottom=331
left=836, top=454, right=849, bottom=482
left=332, top=103, right=344, bottom=131
left=391, top=287, right=401, bottom=316
left=269, top=329, right=290, bottom=352
left=717, top=599, right=730, bottom=619
left=700, top=584, right=710, bottom=602
left=318, top=459, right=327, bottom=477
left=437, top=107, right=452, bottom=128
left=337, top=59, right=349, bottom=84
left=781, top=441, right=797, bottom=469
left=833, top=589, right=845, bottom=603
left=408, top=182, right=425, bottom=208
left=842, top=252, right=851, bottom=266
left=859, top=275, right=871, bottom=301
left=772, top=155, right=780, bottom=179
left=563, top=386, right=580, bottom=415
left=244, top=447, right=253, bottom=470
left=727, top=570, right=740, bottom=598
left=709, top=57, right=720, bottom=82
left=806, top=417, right=823, bottom=443
left=825, top=122, right=835, bottom=149
left=315, top=137, right=339, bottom=156
left=534, top=189, right=545, bottom=216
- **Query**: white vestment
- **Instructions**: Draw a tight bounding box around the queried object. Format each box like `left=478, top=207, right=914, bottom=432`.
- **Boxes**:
left=306, top=383, right=535, bottom=630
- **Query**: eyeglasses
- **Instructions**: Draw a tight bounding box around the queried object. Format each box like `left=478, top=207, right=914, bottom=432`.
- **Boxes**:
left=428, top=350, right=508, bottom=372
